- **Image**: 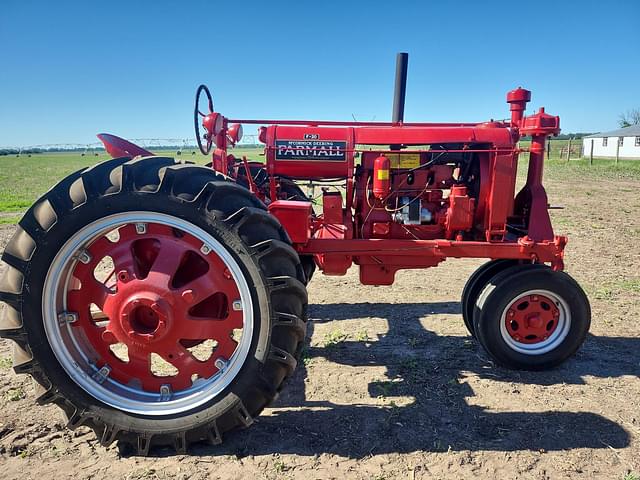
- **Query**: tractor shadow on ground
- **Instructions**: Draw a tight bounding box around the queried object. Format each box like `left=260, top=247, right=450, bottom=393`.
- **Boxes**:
left=193, top=302, right=638, bottom=459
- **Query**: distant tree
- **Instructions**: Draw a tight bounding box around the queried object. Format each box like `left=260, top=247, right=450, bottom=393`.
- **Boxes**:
left=618, top=109, right=640, bottom=128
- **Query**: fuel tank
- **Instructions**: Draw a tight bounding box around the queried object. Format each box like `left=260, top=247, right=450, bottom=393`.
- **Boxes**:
left=265, top=125, right=353, bottom=178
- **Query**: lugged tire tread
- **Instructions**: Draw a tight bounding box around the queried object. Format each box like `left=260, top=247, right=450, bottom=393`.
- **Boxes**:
left=0, top=155, right=308, bottom=454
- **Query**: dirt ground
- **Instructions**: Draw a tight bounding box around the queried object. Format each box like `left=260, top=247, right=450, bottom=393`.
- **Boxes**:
left=0, top=173, right=639, bottom=479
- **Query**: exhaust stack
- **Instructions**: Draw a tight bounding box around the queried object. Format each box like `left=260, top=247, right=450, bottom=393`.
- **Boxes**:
left=392, top=52, right=409, bottom=123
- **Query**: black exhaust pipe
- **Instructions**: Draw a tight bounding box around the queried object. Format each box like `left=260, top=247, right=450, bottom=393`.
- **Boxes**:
left=392, top=52, right=409, bottom=123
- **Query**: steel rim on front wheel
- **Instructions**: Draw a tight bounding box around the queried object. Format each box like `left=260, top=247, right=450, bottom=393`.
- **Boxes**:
left=499, top=289, right=571, bottom=355
left=42, top=212, right=254, bottom=415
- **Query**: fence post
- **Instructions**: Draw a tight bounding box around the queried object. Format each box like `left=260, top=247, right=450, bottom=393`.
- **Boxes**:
left=615, top=138, right=620, bottom=164
left=547, top=138, right=551, bottom=159
left=566, top=137, right=572, bottom=162
left=589, top=139, right=594, bottom=165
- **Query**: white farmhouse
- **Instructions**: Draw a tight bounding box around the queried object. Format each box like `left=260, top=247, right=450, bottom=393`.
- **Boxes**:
left=582, top=125, right=640, bottom=159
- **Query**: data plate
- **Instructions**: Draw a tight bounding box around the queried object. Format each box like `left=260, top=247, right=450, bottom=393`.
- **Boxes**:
left=275, top=140, right=347, bottom=161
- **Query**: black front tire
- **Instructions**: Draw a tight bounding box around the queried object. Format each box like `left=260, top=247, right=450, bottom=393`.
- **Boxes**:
left=461, top=259, right=520, bottom=336
left=473, top=266, right=590, bottom=370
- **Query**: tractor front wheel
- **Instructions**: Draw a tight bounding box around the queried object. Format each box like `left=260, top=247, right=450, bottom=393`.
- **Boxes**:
left=473, top=266, right=590, bottom=370
left=0, top=157, right=308, bottom=453
left=461, top=259, right=520, bottom=336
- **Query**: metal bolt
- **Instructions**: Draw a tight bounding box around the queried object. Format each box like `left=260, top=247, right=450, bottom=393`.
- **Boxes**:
left=77, top=249, right=92, bottom=264
left=57, top=311, right=78, bottom=326
left=214, top=357, right=228, bottom=370
left=200, top=244, right=211, bottom=255
left=118, top=270, right=129, bottom=282
left=101, top=330, right=116, bottom=343
left=181, top=289, right=195, bottom=303
left=232, top=300, right=242, bottom=311
left=159, top=384, right=172, bottom=401
left=91, top=365, right=111, bottom=384
left=135, top=223, right=147, bottom=234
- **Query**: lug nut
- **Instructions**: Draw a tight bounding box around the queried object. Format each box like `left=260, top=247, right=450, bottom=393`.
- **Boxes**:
left=118, top=270, right=129, bottom=282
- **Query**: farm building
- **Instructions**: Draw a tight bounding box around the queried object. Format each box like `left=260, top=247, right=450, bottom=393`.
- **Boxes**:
left=582, top=124, right=640, bottom=159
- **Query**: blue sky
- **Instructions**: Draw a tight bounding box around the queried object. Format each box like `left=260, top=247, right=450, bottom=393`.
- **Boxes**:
left=1, top=0, right=638, bottom=147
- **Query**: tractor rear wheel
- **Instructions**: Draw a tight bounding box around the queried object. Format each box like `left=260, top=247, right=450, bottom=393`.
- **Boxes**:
left=0, top=156, right=308, bottom=454
left=473, top=265, right=590, bottom=370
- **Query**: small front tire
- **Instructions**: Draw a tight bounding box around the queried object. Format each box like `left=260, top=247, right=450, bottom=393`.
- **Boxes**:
left=473, top=266, right=590, bottom=370
left=461, top=259, right=520, bottom=336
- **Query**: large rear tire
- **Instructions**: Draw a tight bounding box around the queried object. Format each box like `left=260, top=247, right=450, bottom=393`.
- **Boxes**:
left=0, top=156, right=308, bottom=454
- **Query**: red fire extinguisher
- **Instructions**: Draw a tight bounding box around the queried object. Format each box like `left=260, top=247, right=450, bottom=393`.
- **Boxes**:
left=373, top=155, right=390, bottom=201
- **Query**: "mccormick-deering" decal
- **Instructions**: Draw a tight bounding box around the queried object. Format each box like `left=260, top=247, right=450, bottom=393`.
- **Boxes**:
left=275, top=140, right=347, bottom=161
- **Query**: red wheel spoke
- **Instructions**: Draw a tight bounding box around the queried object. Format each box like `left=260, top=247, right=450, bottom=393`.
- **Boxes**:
left=179, top=273, right=239, bottom=307
left=68, top=277, right=111, bottom=310
left=161, top=344, right=208, bottom=375
left=178, top=275, right=215, bottom=306
left=86, top=235, right=115, bottom=260
left=147, top=242, right=189, bottom=286
left=213, top=337, right=238, bottom=363
left=180, top=316, right=232, bottom=341
left=111, top=245, right=137, bottom=278
left=127, top=349, right=151, bottom=374
left=71, top=321, right=114, bottom=366
left=226, top=309, right=244, bottom=330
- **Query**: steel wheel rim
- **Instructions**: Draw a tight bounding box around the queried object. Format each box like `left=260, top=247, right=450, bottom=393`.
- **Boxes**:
left=499, top=289, right=571, bottom=355
left=42, top=211, right=254, bottom=416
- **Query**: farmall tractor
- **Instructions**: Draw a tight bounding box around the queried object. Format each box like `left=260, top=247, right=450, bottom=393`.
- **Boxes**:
left=0, top=54, right=590, bottom=454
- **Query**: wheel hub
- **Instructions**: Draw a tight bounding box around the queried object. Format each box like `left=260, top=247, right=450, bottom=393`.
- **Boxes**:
left=118, top=295, right=171, bottom=343
left=505, top=294, right=560, bottom=344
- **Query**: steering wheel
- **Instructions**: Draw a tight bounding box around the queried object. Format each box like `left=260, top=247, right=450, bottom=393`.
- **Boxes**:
left=194, top=84, right=214, bottom=155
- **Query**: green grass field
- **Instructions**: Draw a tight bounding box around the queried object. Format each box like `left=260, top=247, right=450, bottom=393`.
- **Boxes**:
left=0, top=148, right=264, bottom=216
left=0, top=143, right=638, bottom=216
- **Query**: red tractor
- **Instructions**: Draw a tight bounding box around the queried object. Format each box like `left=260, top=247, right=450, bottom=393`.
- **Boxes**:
left=0, top=54, right=590, bottom=454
